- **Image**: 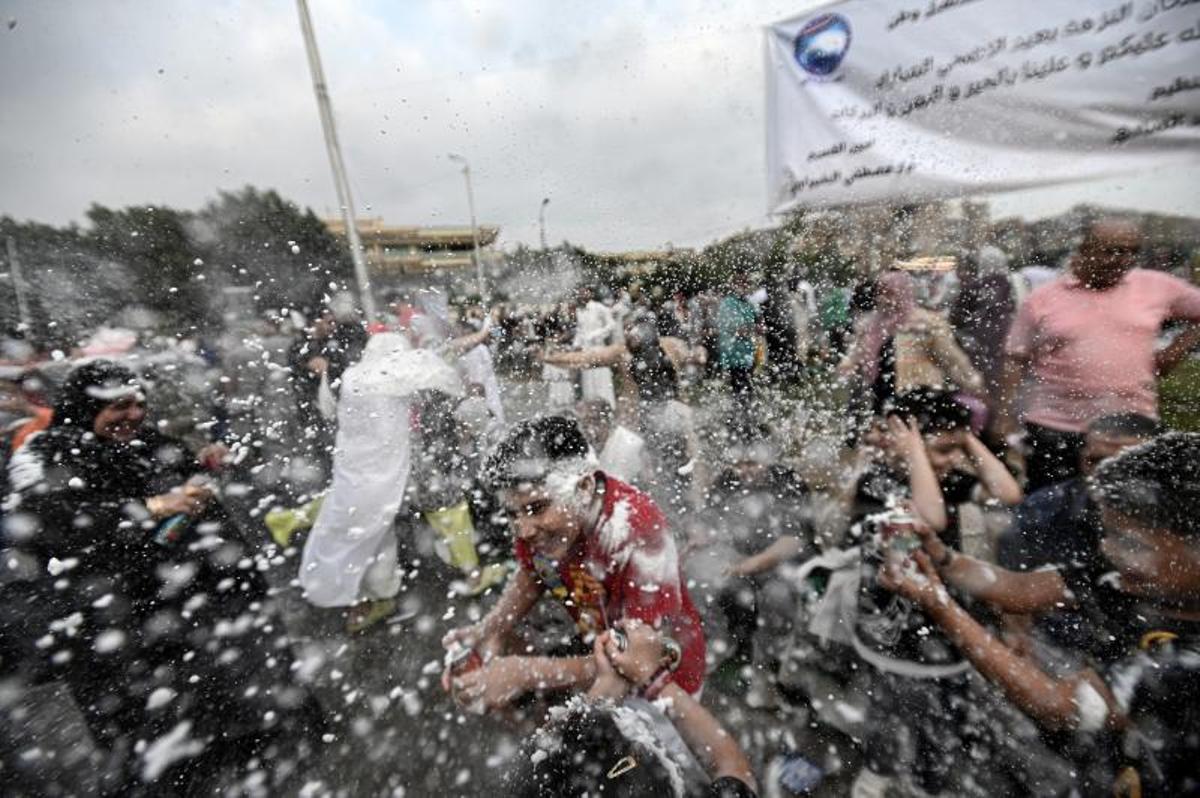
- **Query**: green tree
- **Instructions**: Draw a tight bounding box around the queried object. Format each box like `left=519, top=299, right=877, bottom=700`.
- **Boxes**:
left=86, top=203, right=210, bottom=330
left=190, top=186, right=354, bottom=314
left=0, top=216, right=137, bottom=346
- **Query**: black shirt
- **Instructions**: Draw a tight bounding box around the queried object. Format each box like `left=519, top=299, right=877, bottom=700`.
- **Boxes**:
left=850, top=463, right=979, bottom=676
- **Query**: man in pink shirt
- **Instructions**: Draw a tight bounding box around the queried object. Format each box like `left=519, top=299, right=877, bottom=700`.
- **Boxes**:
left=997, top=218, right=1200, bottom=490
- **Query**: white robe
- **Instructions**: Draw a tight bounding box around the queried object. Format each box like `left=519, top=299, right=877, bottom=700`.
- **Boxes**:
left=543, top=363, right=575, bottom=411
left=300, top=334, right=463, bottom=608
left=575, top=300, right=616, bottom=407
left=458, top=344, right=505, bottom=425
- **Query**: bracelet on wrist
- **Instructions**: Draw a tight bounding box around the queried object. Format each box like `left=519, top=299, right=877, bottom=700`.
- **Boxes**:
left=661, top=637, right=682, bottom=672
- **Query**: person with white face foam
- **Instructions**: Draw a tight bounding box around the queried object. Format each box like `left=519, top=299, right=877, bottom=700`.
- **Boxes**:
left=440, top=415, right=706, bottom=713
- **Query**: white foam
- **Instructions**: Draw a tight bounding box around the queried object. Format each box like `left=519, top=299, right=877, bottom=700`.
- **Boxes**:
left=140, top=721, right=205, bottom=781
left=1074, top=680, right=1109, bottom=732
left=146, top=687, right=177, bottom=711
left=94, top=629, right=126, bottom=653
left=599, top=499, right=633, bottom=556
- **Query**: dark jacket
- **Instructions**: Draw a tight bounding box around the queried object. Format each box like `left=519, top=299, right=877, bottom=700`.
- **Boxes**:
left=1, top=361, right=317, bottom=790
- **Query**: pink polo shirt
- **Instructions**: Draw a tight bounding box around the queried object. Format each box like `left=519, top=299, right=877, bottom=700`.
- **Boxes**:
left=1005, top=269, right=1200, bottom=432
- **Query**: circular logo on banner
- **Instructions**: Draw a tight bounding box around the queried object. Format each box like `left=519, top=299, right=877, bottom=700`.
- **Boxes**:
left=793, top=13, right=851, bottom=77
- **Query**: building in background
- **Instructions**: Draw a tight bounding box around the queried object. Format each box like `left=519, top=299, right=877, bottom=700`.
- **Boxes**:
left=323, top=217, right=501, bottom=299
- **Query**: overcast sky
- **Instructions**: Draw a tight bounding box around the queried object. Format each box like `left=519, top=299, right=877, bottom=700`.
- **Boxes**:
left=2, top=0, right=1198, bottom=252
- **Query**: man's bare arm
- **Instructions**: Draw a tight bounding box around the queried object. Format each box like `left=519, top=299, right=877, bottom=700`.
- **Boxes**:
left=660, top=336, right=705, bottom=370
left=661, top=683, right=758, bottom=792
left=730, top=536, right=803, bottom=577
left=884, top=552, right=1117, bottom=733
left=1156, top=323, right=1200, bottom=376
left=913, top=523, right=1071, bottom=613
left=540, top=344, right=626, bottom=369
left=928, top=591, right=1110, bottom=730
left=443, top=566, right=543, bottom=658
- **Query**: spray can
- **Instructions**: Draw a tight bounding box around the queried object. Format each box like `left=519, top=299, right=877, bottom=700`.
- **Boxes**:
left=445, top=644, right=483, bottom=678
left=881, top=508, right=922, bottom=555
left=154, top=513, right=191, bottom=548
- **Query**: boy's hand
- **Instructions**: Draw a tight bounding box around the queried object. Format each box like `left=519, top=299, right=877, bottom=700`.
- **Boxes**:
left=590, top=634, right=632, bottom=700
left=885, top=415, right=923, bottom=460
left=197, top=443, right=229, bottom=472
left=879, top=550, right=948, bottom=610
left=146, top=485, right=211, bottom=518
left=440, top=624, right=503, bottom=692
left=605, top=619, right=666, bottom=686
left=910, top=520, right=951, bottom=569
left=451, top=656, right=529, bottom=712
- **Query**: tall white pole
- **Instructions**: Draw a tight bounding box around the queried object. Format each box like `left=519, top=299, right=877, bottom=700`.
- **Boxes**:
left=5, top=237, right=32, bottom=329
left=449, top=154, right=486, bottom=301
left=296, top=0, right=376, bottom=321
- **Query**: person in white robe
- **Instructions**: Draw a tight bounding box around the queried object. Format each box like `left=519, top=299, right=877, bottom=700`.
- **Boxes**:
left=299, top=333, right=463, bottom=627
left=573, top=289, right=617, bottom=407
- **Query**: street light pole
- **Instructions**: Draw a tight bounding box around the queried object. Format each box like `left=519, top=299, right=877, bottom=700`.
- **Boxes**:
left=448, top=153, right=486, bottom=301
left=5, top=237, right=32, bottom=330
left=539, top=197, right=550, bottom=251
left=296, top=0, right=376, bottom=321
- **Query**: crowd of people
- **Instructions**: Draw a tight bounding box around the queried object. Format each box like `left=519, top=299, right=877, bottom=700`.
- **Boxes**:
left=1, top=214, right=1199, bottom=796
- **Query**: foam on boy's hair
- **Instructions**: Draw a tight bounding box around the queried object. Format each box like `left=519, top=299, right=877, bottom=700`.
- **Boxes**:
left=482, top=415, right=593, bottom=490
left=504, top=695, right=685, bottom=797
left=1091, top=432, right=1200, bottom=538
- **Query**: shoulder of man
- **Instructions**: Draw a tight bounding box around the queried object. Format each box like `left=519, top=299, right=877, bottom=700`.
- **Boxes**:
left=602, top=476, right=668, bottom=544
left=1127, top=266, right=1198, bottom=294
left=1023, top=274, right=1072, bottom=304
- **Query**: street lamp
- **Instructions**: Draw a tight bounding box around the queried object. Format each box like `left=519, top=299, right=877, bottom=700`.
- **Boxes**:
left=448, top=153, right=486, bottom=301
left=539, top=197, right=550, bottom=251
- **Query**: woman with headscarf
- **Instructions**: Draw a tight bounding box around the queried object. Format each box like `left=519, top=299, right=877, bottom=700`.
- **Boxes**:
left=1, top=360, right=320, bottom=795
left=839, top=270, right=982, bottom=414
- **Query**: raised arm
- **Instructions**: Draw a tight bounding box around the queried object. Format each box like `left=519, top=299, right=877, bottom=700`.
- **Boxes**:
left=539, top=343, right=626, bottom=370
left=963, top=431, right=1022, bottom=506
left=995, top=343, right=1029, bottom=434
left=729, top=536, right=804, bottom=577
left=445, top=327, right=490, bottom=356
left=926, top=317, right=983, bottom=392
left=659, top=336, right=706, bottom=370
left=887, top=415, right=948, bottom=532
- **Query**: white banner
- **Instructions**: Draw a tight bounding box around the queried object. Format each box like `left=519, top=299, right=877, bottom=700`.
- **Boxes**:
left=766, top=0, right=1200, bottom=213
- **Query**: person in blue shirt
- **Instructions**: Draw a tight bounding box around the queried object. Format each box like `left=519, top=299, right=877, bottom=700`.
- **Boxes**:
left=717, top=273, right=760, bottom=439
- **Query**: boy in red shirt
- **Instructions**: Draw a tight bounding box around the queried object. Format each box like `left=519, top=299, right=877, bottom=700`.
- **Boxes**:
left=443, top=415, right=705, bottom=710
